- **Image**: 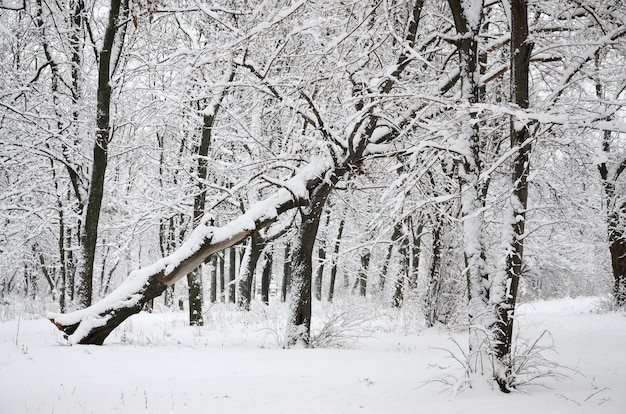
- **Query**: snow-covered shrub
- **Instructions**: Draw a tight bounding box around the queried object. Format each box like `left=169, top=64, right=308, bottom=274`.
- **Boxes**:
left=310, top=305, right=372, bottom=349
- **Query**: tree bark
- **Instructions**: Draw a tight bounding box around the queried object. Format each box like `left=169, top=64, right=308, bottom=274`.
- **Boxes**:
left=381, top=222, right=402, bottom=291
left=261, top=248, right=273, bottom=305
left=218, top=254, right=225, bottom=302
left=237, top=233, right=264, bottom=310
left=187, top=69, right=234, bottom=324
left=48, top=163, right=324, bottom=344
left=314, top=211, right=330, bottom=301
left=286, top=181, right=332, bottom=347
left=77, top=0, right=125, bottom=308
left=448, top=0, right=496, bottom=387
left=599, top=137, right=626, bottom=308
left=281, top=242, right=291, bottom=302
left=327, top=218, right=344, bottom=303
left=491, top=0, right=533, bottom=391
left=228, top=247, right=237, bottom=303
left=424, top=219, right=443, bottom=325
left=358, top=250, right=370, bottom=297
left=391, top=227, right=408, bottom=308
left=209, top=256, right=217, bottom=303
left=595, top=57, right=626, bottom=308
left=408, top=219, right=423, bottom=291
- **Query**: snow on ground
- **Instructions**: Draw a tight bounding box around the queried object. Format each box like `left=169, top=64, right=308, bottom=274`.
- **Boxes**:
left=1, top=296, right=625, bottom=413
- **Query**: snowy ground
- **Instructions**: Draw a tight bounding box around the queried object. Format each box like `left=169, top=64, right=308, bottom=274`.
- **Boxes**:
left=1, top=296, right=625, bottom=413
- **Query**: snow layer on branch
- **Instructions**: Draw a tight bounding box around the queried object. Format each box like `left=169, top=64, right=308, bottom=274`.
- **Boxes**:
left=463, top=0, right=484, bottom=31
left=46, top=259, right=166, bottom=339
left=47, top=157, right=332, bottom=339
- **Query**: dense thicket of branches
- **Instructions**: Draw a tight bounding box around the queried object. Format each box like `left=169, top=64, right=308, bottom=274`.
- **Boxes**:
left=1, top=0, right=625, bottom=392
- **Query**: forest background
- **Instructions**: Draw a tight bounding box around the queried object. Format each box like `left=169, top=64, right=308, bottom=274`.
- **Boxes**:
left=1, top=0, right=625, bottom=394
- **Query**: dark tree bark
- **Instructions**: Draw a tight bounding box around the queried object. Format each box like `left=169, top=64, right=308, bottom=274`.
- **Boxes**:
left=48, top=165, right=315, bottom=344
left=238, top=233, right=265, bottom=310
left=380, top=222, right=402, bottom=291
left=49, top=0, right=424, bottom=346
left=424, top=219, right=443, bottom=325
left=281, top=242, right=291, bottom=302
left=187, top=267, right=204, bottom=325
left=286, top=182, right=332, bottom=347
left=261, top=248, right=273, bottom=305
left=391, top=229, right=408, bottom=308
left=327, top=218, right=344, bottom=303
left=491, top=0, right=533, bottom=391
left=218, top=254, right=225, bottom=302
left=608, top=218, right=626, bottom=307
left=408, top=218, right=423, bottom=291
left=187, top=69, right=234, bottom=324
left=77, top=0, right=126, bottom=308
left=228, top=247, right=237, bottom=303
left=595, top=56, right=626, bottom=308
left=210, top=256, right=218, bottom=303
left=447, top=0, right=500, bottom=389
left=358, top=250, right=370, bottom=297
left=599, top=133, right=626, bottom=307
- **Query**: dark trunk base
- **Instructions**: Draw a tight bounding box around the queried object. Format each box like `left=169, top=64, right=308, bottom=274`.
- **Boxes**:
left=49, top=273, right=168, bottom=345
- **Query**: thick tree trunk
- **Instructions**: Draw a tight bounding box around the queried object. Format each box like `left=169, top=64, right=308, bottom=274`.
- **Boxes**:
left=187, top=68, right=234, bottom=322
left=491, top=0, right=533, bottom=391
left=210, top=256, right=218, bottom=303
left=77, top=0, right=125, bottom=308
left=237, top=233, right=264, bottom=310
left=609, top=230, right=626, bottom=306
left=391, top=227, right=409, bottom=308
left=286, top=182, right=332, bottom=347
left=218, top=254, right=225, bottom=302
left=228, top=247, right=237, bottom=303
left=408, top=219, right=422, bottom=291
left=448, top=0, right=496, bottom=386
left=358, top=250, right=370, bottom=297
left=599, top=147, right=626, bottom=308
left=48, top=162, right=324, bottom=344
left=187, top=268, right=204, bottom=325
left=261, top=249, right=273, bottom=305
left=596, top=56, right=626, bottom=308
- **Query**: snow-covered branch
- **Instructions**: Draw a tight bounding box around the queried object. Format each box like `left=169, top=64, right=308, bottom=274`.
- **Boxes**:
left=48, top=159, right=332, bottom=344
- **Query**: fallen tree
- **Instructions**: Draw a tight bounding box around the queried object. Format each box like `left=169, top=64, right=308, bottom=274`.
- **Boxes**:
left=48, top=159, right=332, bottom=344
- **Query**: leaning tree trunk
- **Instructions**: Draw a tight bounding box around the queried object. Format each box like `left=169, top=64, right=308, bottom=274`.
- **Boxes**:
left=48, top=162, right=328, bottom=344
left=286, top=181, right=332, bottom=347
